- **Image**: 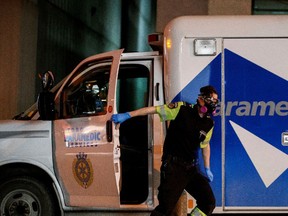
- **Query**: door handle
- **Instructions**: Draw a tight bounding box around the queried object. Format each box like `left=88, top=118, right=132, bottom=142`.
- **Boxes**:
left=106, top=120, right=113, bottom=142
left=156, top=82, right=160, bottom=101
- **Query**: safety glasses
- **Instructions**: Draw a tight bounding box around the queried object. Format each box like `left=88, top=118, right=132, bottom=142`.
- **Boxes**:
left=199, top=95, right=220, bottom=106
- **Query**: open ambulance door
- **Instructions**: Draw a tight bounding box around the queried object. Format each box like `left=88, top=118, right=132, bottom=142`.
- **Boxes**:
left=53, top=49, right=123, bottom=207
left=115, top=59, right=156, bottom=205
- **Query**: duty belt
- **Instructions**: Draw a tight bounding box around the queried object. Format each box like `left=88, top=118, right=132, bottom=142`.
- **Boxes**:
left=166, top=155, right=199, bottom=169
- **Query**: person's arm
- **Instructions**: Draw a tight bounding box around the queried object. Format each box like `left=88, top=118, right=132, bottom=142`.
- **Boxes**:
left=111, top=102, right=183, bottom=124
left=202, top=143, right=211, bottom=169
left=200, top=126, right=214, bottom=182
left=129, top=106, right=157, bottom=117
left=201, top=144, right=213, bottom=182
left=111, top=106, right=157, bottom=124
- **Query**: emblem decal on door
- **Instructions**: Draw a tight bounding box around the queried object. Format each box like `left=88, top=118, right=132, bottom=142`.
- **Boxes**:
left=72, top=152, right=93, bottom=188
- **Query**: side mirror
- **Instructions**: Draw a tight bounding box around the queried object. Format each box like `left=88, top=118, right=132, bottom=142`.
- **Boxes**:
left=38, top=71, right=55, bottom=120
left=40, top=71, right=54, bottom=91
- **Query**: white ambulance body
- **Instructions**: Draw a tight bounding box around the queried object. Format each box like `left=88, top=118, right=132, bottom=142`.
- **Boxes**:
left=0, top=16, right=288, bottom=215
left=164, top=16, right=288, bottom=214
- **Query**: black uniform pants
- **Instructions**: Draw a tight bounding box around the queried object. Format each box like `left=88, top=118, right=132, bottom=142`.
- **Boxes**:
left=150, top=157, right=215, bottom=216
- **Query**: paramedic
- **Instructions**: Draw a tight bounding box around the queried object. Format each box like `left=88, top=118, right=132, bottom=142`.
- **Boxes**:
left=111, top=85, right=218, bottom=216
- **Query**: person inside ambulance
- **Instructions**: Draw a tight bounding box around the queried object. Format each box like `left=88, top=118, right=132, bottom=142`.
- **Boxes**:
left=76, top=81, right=103, bottom=115
left=112, top=85, right=219, bottom=216
left=37, top=71, right=56, bottom=120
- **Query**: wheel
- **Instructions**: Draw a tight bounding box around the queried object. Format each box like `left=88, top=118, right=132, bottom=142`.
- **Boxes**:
left=0, top=176, right=58, bottom=216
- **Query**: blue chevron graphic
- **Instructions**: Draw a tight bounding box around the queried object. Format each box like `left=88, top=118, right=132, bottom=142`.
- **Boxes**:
left=172, top=49, right=288, bottom=207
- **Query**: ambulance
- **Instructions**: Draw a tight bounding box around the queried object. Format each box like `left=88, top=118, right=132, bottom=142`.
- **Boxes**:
left=0, top=15, right=288, bottom=215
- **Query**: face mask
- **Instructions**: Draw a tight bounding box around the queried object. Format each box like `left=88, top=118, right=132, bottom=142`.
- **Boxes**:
left=198, top=95, right=219, bottom=115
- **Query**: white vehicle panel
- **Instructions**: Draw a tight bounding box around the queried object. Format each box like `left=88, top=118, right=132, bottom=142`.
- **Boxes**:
left=0, top=120, right=53, bottom=172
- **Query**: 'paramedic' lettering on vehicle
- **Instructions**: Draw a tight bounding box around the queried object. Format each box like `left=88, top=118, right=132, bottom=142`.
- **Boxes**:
left=215, top=100, right=288, bottom=116
left=64, top=127, right=102, bottom=147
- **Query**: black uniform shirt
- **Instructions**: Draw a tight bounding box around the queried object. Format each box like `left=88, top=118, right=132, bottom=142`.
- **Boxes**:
left=156, top=102, right=214, bottom=161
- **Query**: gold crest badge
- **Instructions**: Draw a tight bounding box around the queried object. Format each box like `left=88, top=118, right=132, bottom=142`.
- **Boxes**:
left=73, top=152, right=93, bottom=189
left=168, top=102, right=178, bottom=109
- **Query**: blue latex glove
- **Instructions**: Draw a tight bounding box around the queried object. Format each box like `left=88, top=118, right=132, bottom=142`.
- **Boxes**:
left=111, top=112, right=131, bottom=124
left=205, top=167, right=213, bottom=182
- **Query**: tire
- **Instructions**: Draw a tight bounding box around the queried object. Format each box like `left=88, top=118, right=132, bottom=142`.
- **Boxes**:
left=0, top=176, right=58, bottom=216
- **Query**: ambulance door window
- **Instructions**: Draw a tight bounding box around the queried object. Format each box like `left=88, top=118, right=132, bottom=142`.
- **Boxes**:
left=61, top=64, right=110, bottom=119
left=116, top=64, right=150, bottom=204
